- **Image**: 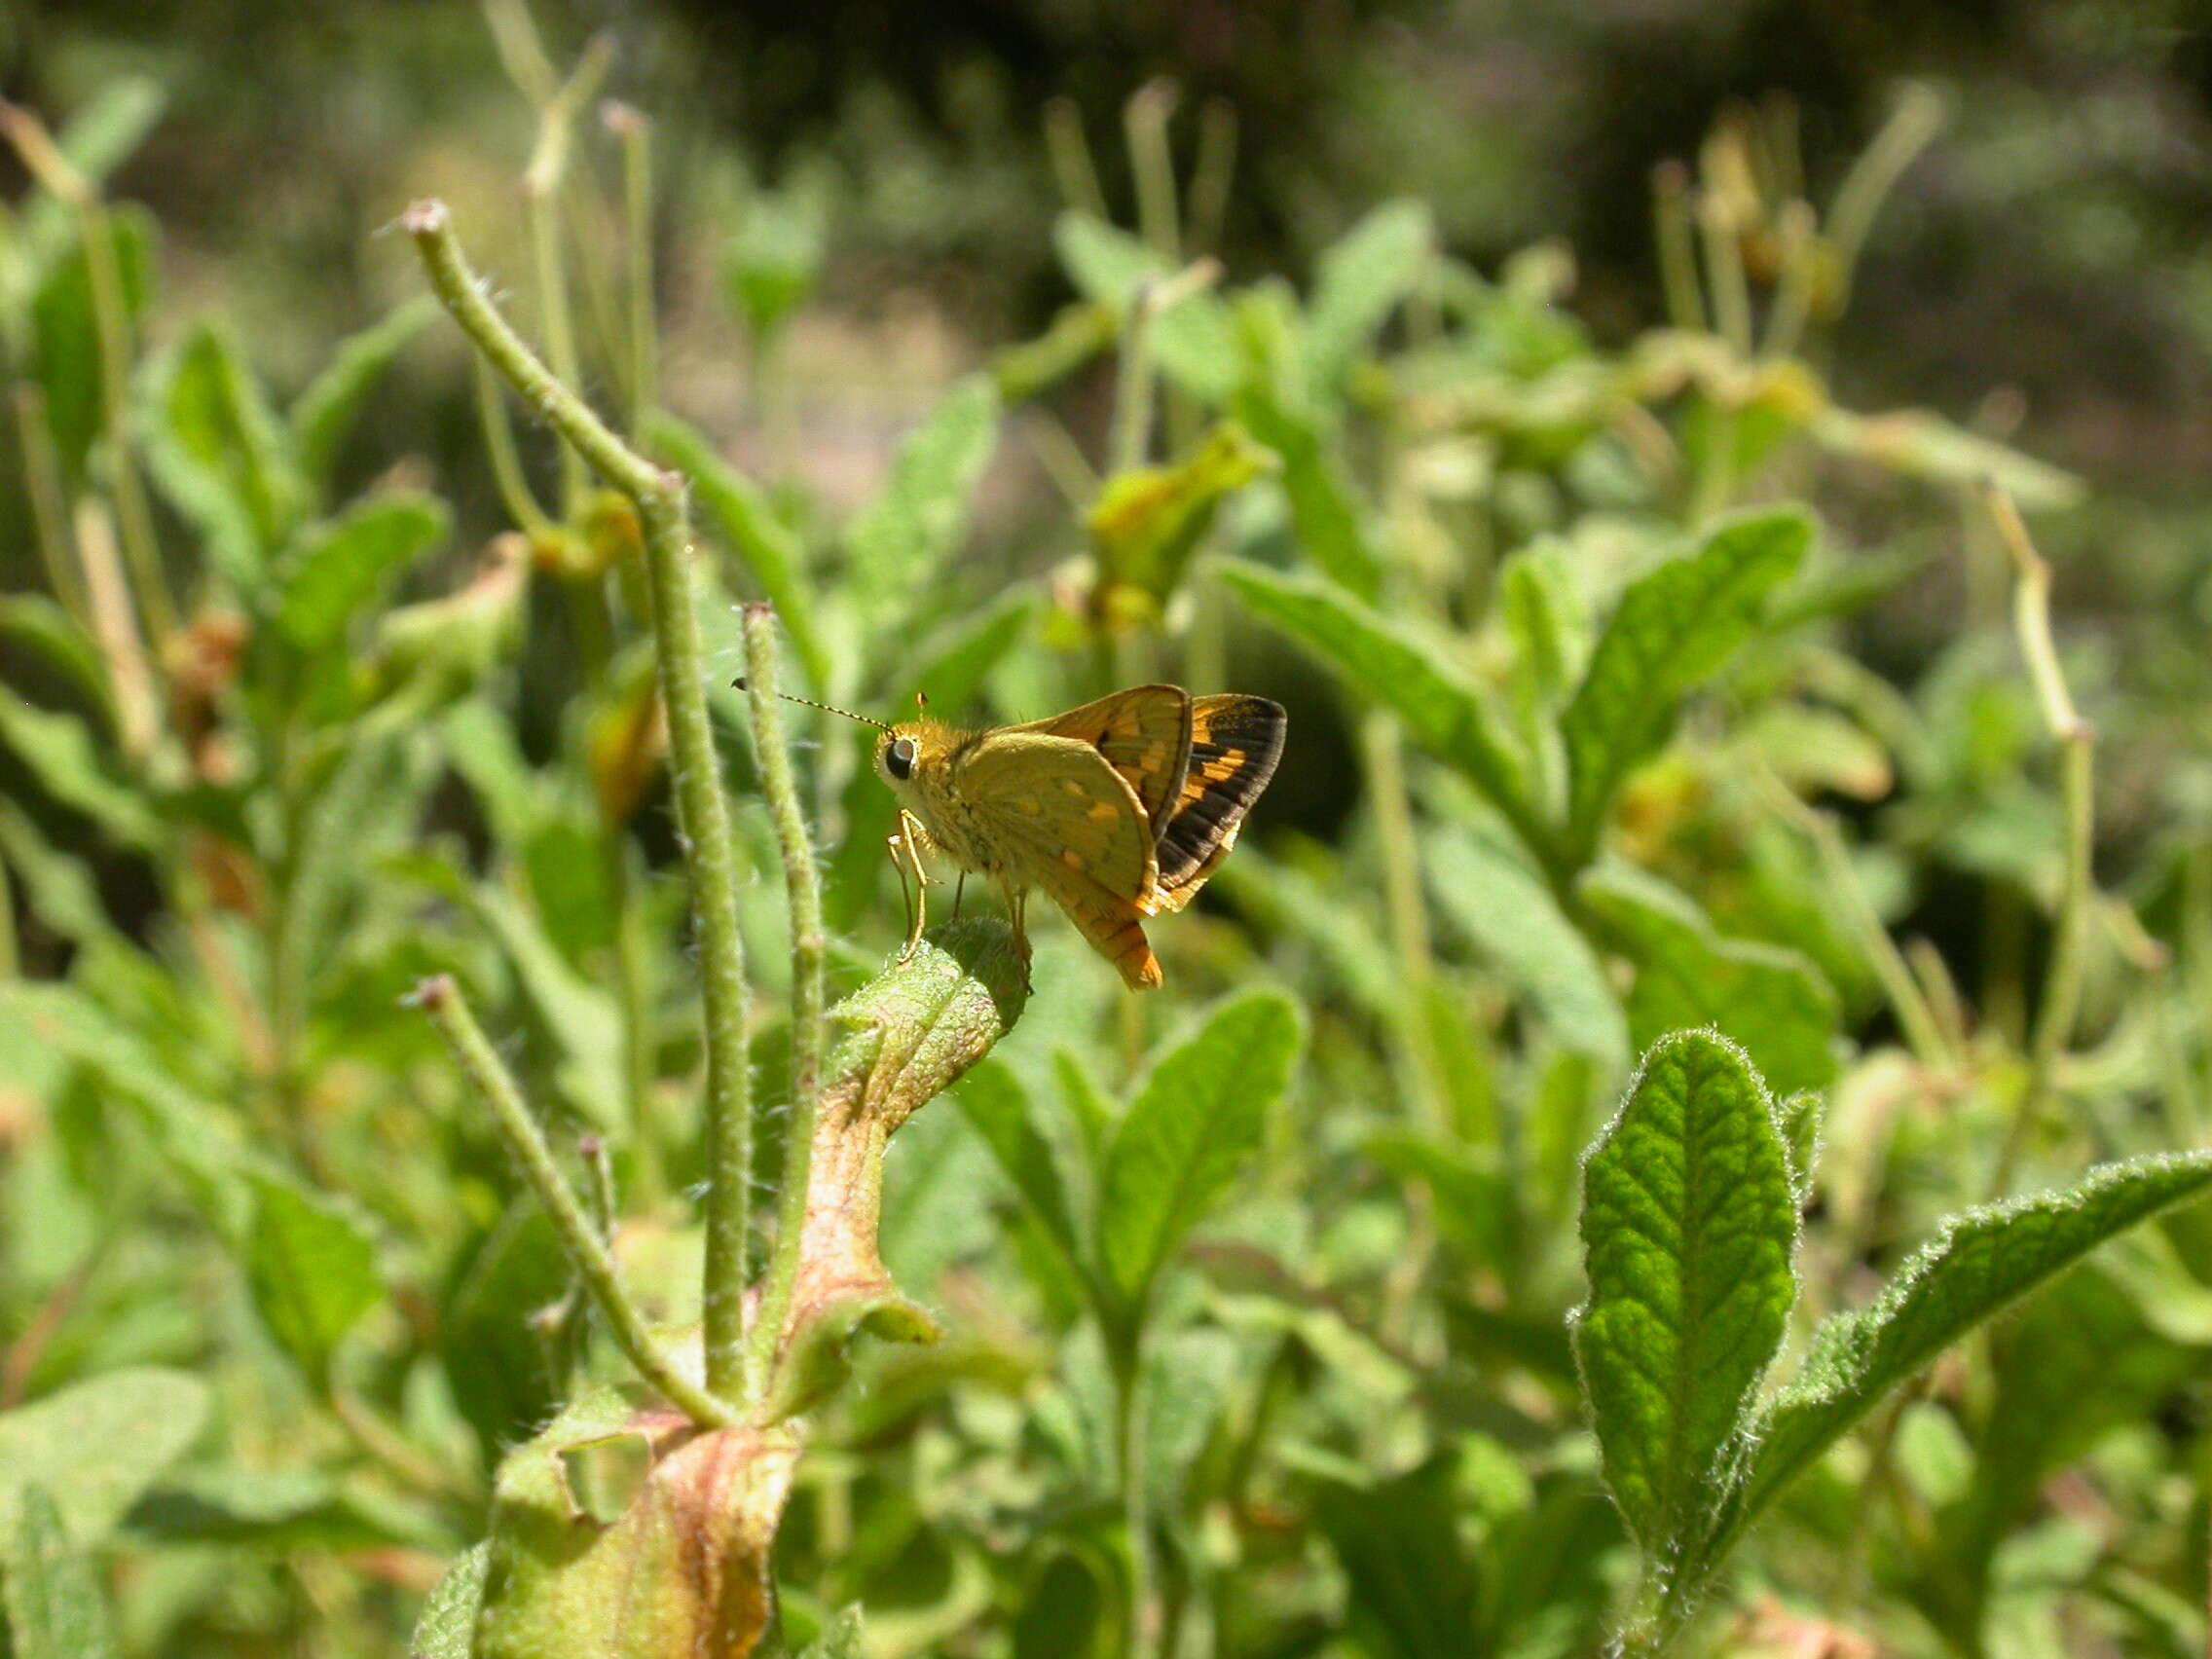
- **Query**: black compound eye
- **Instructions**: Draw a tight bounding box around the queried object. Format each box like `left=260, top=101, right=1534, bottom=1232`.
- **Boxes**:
left=886, top=738, right=917, bottom=781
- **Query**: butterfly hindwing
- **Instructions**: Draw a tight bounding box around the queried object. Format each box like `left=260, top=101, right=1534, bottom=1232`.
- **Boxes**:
left=1023, top=684, right=1194, bottom=830
left=1148, top=695, right=1286, bottom=915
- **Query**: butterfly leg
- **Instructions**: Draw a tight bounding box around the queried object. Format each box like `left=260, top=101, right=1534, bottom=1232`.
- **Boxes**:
left=998, top=878, right=1034, bottom=990
left=887, top=809, right=932, bottom=962
left=952, top=870, right=967, bottom=921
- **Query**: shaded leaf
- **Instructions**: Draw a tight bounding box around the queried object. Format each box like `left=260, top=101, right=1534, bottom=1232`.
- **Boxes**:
left=244, top=1173, right=382, bottom=1389
left=275, top=493, right=449, bottom=651
left=1305, top=200, right=1432, bottom=400
left=288, top=296, right=437, bottom=490
left=1580, top=865, right=1839, bottom=1098
left=1312, top=1454, right=1480, bottom=1659
left=1217, top=561, right=1538, bottom=848
left=0, top=594, right=114, bottom=730
left=1571, top=1031, right=1797, bottom=1559
left=141, top=320, right=301, bottom=589
left=5, top=1486, right=118, bottom=1659
left=1560, top=509, right=1810, bottom=866
left=1096, top=991, right=1302, bottom=1315
left=1720, top=1151, right=2212, bottom=1560
left=953, top=1058, right=1086, bottom=1292
left=844, top=373, right=999, bottom=605
left=29, top=203, right=155, bottom=472
left=0, top=1368, right=209, bottom=1544
left=1428, top=828, right=1627, bottom=1073
left=648, top=412, right=828, bottom=688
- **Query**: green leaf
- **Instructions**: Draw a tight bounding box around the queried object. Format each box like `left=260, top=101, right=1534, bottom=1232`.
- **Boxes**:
left=410, top=1542, right=491, bottom=1658
left=128, top=1468, right=444, bottom=1555
left=29, top=203, right=155, bottom=472
left=1304, top=200, right=1432, bottom=401
left=0, top=594, right=114, bottom=731
left=5, top=1487, right=118, bottom=1659
left=0, top=698, right=157, bottom=849
left=1053, top=211, right=1240, bottom=402
left=1427, top=828, right=1627, bottom=1073
left=1088, top=421, right=1268, bottom=605
left=1580, top=866, right=1839, bottom=1098
left=1096, top=990, right=1302, bottom=1316
left=1233, top=369, right=1384, bottom=599
left=1719, top=1150, right=2212, bottom=1561
left=1571, top=1031, right=1797, bottom=1560
left=244, top=1173, right=382, bottom=1388
left=0, top=1368, right=209, bottom=1545
left=288, top=296, right=437, bottom=492
left=647, top=412, right=829, bottom=688
left=1144, top=1326, right=1238, bottom=1509
left=802, top=1605, right=867, bottom=1659
left=1560, top=508, right=1811, bottom=866
left=440, top=1204, right=572, bottom=1457
left=953, top=1057, right=1086, bottom=1292
left=141, top=321, right=302, bottom=589
left=1217, top=560, right=1539, bottom=849
left=275, top=493, right=449, bottom=651
left=844, top=373, right=999, bottom=606
left=1311, top=1454, right=1481, bottom=1659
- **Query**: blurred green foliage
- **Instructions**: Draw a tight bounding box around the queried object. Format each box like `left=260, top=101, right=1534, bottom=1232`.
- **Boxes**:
left=7, top=5, right=2212, bottom=1657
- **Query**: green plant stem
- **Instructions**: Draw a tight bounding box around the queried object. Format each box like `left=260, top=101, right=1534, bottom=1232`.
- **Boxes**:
left=473, top=353, right=557, bottom=541
left=1985, top=486, right=2096, bottom=1196
left=1651, top=161, right=1706, bottom=333
left=1759, top=199, right=1819, bottom=360
left=1111, top=1335, right=1159, bottom=1659
left=407, top=200, right=756, bottom=1403
left=413, top=974, right=736, bottom=1428
left=1044, top=95, right=1108, bottom=220
left=606, top=833, right=663, bottom=1206
left=739, top=604, right=830, bottom=1397
left=1109, top=259, right=1219, bottom=478
left=528, top=195, right=587, bottom=515
left=1697, top=191, right=1753, bottom=355
left=1125, top=79, right=1183, bottom=266
left=1825, top=82, right=1943, bottom=302
left=1187, top=98, right=1237, bottom=258
left=12, top=383, right=85, bottom=621
left=608, top=101, right=659, bottom=433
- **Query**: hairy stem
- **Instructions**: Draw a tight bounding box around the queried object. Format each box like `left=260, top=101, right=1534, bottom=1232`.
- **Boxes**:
left=407, top=200, right=756, bottom=1402
left=739, top=604, right=830, bottom=1395
left=414, top=975, right=736, bottom=1428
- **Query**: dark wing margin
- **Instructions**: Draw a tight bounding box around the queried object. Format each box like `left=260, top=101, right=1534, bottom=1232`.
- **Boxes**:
left=1151, top=695, right=1286, bottom=906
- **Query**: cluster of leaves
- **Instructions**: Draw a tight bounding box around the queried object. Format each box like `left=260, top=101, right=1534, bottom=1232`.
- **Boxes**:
left=6, top=38, right=2212, bottom=1659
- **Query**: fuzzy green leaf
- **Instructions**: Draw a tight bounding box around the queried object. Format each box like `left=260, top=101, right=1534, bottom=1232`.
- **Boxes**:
left=0, top=595, right=114, bottom=731
left=1096, top=991, right=1302, bottom=1315
left=1217, top=561, right=1538, bottom=847
left=1571, top=1031, right=1797, bottom=1558
left=288, top=296, right=437, bottom=492
left=275, top=493, right=449, bottom=651
left=1428, top=828, right=1627, bottom=1073
left=0, top=698, right=157, bottom=849
left=1581, top=866, right=1839, bottom=1098
left=244, top=1173, right=383, bottom=1388
left=410, top=1543, right=491, bottom=1659
left=0, top=1368, right=209, bottom=1545
left=1719, top=1151, right=2212, bottom=1560
left=29, top=203, right=155, bottom=473
left=1088, top=421, right=1268, bottom=604
left=5, top=1486, right=119, bottom=1659
left=844, top=373, right=1000, bottom=605
left=1560, top=508, right=1810, bottom=866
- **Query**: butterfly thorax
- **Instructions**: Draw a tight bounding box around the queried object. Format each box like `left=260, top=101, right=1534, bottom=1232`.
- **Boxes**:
left=875, top=721, right=1011, bottom=877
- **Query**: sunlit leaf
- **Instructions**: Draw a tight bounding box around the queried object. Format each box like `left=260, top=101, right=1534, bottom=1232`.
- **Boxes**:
left=1572, top=1031, right=1797, bottom=1560
left=1053, top=210, right=1240, bottom=402
left=275, top=493, right=449, bottom=651
left=1304, top=199, right=1432, bottom=401
left=243, top=1173, right=383, bottom=1389
left=141, top=320, right=302, bottom=589
left=844, top=373, right=999, bottom=607
left=5, top=1486, right=118, bottom=1659
left=0, top=697, right=157, bottom=849
left=0, top=1368, right=209, bottom=1544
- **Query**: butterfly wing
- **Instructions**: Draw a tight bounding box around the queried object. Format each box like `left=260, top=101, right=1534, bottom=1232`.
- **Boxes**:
left=1018, top=684, right=1194, bottom=832
left=952, top=733, right=1164, bottom=987
left=1147, top=695, right=1286, bottom=915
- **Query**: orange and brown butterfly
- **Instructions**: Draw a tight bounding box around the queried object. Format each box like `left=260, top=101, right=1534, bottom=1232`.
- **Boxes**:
left=739, top=681, right=1285, bottom=987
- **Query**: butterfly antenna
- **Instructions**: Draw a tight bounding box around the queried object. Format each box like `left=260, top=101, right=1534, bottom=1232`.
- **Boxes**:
left=730, top=678, right=893, bottom=731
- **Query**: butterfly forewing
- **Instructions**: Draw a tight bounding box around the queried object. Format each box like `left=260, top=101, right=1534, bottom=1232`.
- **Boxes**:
left=1148, top=695, right=1286, bottom=914
left=1024, top=684, right=1194, bottom=831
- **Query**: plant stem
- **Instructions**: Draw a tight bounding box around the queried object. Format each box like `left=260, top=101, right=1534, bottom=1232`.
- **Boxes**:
left=739, top=604, right=830, bottom=1396
left=1112, top=1334, right=1158, bottom=1659
left=1983, top=485, right=2096, bottom=1196
left=608, top=101, right=659, bottom=434
left=1044, top=95, right=1108, bottom=220
left=1825, top=82, right=1943, bottom=305
left=1186, top=98, right=1238, bottom=258
left=12, top=383, right=85, bottom=621
left=473, top=353, right=558, bottom=542
left=1110, top=259, right=1220, bottom=478
left=1651, top=161, right=1706, bottom=333
left=407, top=200, right=756, bottom=1404
left=413, top=974, right=736, bottom=1428
left=1125, top=79, right=1183, bottom=267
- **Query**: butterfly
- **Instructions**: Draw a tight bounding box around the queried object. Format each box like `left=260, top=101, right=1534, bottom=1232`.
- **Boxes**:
left=743, top=681, right=1285, bottom=988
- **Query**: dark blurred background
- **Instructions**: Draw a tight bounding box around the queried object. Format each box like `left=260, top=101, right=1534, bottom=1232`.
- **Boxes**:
left=8, top=0, right=2212, bottom=497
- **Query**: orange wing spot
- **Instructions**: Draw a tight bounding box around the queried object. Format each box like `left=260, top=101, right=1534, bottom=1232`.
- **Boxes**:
left=1060, top=848, right=1086, bottom=869
left=1061, top=778, right=1090, bottom=798
left=1087, top=801, right=1120, bottom=823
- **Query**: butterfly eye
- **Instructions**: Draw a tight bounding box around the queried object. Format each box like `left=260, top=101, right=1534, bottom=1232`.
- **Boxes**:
left=886, top=737, right=918, bottom=781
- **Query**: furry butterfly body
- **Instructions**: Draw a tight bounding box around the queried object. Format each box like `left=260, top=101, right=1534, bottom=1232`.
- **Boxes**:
left=873, top=685, right=1285, bottom=988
